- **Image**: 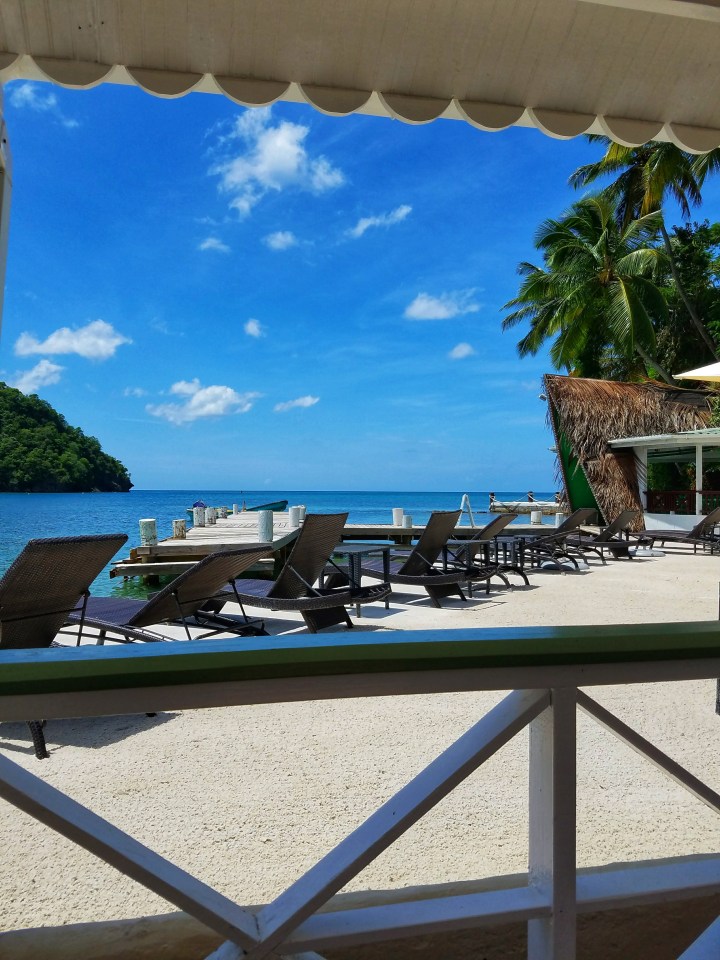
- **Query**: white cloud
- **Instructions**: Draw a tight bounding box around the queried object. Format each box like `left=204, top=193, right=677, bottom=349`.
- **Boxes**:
left=347, top=204, right=412, bottom=239
left=404, top=290, right=480, bottom=321
left=146, top=379, right=260, bottom=425
left=263, top=230, right=298, bottom=251
left=209, top=107, right=344, bottom=218
left=15, top=319, right=132, bottom=361
left=9, top=82, right=79, bottom=128
left=10, top=359, right=64, bottom=394
left=244, top=319, right=264, bottom=338
left=124, top=386, right=147, bottom=398
left=449, top=342, right=475, bottom=360
left=199, top=236, right=230, bottom=253
left=274, top=395, right=320, bottom=413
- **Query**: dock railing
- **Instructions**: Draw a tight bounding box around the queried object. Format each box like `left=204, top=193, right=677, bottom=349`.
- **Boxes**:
left=1, top=624, right=720, bottom=959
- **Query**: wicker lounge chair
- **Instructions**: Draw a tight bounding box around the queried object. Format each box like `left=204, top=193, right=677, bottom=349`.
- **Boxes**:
left=215, top=513, right=362, bottom=633
left=445, top=513, right=529, bottom=592
left=361, top=510, right=469, bottom=607
left=637, top=506, right=720, bottom=553
left=523, top=508, right=598, bottom=570
left=0, top=533, right=128, bottom=759
left=563, top=508, right=644, bottom=562
left=65, top=545, right=273, bottom=644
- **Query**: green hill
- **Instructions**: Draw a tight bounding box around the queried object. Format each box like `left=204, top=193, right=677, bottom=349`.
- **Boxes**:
left=0, top=382, right=132, bottom=492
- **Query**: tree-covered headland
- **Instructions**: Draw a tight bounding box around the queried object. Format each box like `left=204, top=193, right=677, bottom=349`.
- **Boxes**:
left=0, top=382, right=132, bottom=492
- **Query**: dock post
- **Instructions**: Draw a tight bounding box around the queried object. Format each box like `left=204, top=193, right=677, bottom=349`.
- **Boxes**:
left=193, top=507, right=205, bottom=527
left=257, top=510, right=273, bottom=542
left=233, top=503, right=239, bottom=514
left=139, top=519, right=157, bottom=546
left=172, top=519, right=187, bottom=539
left=205, top=507, right=216, bottom=525
left=219, top=506, right=228, bottom=519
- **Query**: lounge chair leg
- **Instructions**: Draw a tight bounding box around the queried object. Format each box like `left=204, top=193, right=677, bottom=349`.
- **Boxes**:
left=27, top=720, right=49, bottom=760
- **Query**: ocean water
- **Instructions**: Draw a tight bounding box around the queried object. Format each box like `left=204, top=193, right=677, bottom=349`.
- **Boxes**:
left=0, top=489, right=556, bottom=596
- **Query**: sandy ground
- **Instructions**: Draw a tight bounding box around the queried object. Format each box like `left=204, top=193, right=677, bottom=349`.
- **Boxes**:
left=1, top=545, right=720, bottom=931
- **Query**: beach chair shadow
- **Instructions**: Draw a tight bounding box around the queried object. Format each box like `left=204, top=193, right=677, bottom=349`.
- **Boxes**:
left=0, top=711, right=178, bottom=757
left=0, top=533, right=128, bottom=759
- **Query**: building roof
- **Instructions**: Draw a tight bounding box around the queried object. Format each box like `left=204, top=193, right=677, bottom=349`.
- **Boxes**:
left=0, top=1, right=719, bottom=150
left=609, top=428, right=720, bottom=449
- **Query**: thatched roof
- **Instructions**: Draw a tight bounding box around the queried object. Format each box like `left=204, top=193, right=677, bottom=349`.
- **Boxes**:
left=545, top=375, right=711, bottom=527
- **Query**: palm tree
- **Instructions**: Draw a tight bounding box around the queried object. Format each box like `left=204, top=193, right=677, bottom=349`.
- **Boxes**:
left=502, top=195, right=674, bottom=384
left=570, top=137, right=718, bottom=359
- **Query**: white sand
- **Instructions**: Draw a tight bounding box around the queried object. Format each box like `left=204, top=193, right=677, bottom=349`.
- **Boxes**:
left=1, top=546, right=720, bottom=930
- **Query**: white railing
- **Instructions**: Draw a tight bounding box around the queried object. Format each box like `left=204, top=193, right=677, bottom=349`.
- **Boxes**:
left=1, top=628, right=719, bottom=959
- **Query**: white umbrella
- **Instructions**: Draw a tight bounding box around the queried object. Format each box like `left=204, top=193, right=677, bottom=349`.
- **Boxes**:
left=674, top=362, right=720, bottom=383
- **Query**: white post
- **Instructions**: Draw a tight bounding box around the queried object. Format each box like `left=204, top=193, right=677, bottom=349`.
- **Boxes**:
left=636, top=446, right=648, bottom=509
left=233, top=503, right=239, bottom=514
left=289, top=506, right=300, bottom=527
left=528, top=687, right=577, bottom=959
left=172, top=519, right=186, bottom=539
left=192, top=507, right=205, bottom=527
left=402, top=515, right=413, bottom=528
left=138, top=519, right=157, bottom=546
left=392, top=508, right=403, bottom=526
left=696, top=444, right=704, bottom=517
left=205, top=508, right=216, bottom=526
left=219, top=506, right=228, bottom=519
left=257, top=510, right=273, bottom=542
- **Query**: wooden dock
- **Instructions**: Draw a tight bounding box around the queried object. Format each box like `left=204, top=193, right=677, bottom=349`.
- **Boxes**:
left=110, top=512, right=299, bottom=581
left=111, top=515, right=551, bottom=581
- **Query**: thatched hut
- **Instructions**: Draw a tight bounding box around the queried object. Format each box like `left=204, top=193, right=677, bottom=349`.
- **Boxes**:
left=544, top=375, right=714, bottom=528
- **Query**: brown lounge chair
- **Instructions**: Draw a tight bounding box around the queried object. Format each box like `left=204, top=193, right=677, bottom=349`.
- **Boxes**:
left=361, top=510, right=469, bottom=607
left=522, top=508, right=598, bottom=570
left=65, top=545, right=273, bottom=643
left=637, top=506, right=720, bottom=553
left=214, top=513, right=378, bottom=633
left=564, top=508, right=644, bottom=562
left=0, top=533, right=128, bottom=759
left=445, top=513, right=530, bottom=591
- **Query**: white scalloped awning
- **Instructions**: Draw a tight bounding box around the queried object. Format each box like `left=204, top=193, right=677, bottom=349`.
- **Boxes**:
left=0, top=0, right=719, bottom=151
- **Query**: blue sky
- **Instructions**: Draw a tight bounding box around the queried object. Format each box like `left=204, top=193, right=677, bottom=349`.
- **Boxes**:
left=1, top=80, right=716, bottom=491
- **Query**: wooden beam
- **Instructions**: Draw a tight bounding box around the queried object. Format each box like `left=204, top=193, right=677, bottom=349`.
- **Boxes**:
left=528, top=688, right=577, bottom=960
left=248, top=689, right=550, bottom=959
left=578, top=691, right=720, bottom=815
left=677, top=914, right=720, bottom=958
left=0, top=753, right=260, bottom=948
left=3, top=624, right=720, bottom=723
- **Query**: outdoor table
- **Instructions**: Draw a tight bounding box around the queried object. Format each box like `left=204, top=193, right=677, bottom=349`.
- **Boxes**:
left=329, top=541, right=393, bottom=616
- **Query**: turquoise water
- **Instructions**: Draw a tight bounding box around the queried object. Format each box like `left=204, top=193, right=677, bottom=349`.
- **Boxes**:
left=0, top=490, right=556, bottom=596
